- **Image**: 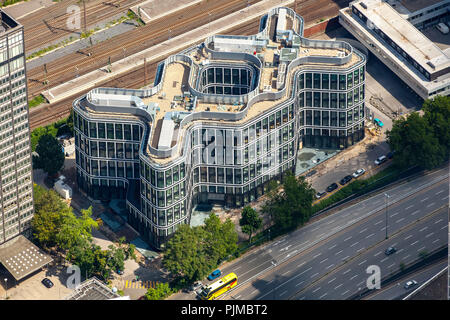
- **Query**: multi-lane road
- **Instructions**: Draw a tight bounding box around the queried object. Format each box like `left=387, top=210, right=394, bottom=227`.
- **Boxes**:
left=176, top=166, right=448, bottom=300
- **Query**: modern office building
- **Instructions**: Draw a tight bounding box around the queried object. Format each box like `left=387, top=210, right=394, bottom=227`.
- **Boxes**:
left=339, top=0, right=450, bottom=100
left=73, top=7, right=367, bottom=249
left=0, top=11, right=34, bottom=245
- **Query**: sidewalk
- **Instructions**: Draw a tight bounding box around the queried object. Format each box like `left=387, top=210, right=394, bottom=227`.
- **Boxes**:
left=42, top=0, right=295, bottom=104
left=2, top=0, right=54, bottom=20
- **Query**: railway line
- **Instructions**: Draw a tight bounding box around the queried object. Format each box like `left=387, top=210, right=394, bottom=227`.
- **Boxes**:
left=28, top=0, right=351, bottom=130
left=20, top=0, right=143, bottom=53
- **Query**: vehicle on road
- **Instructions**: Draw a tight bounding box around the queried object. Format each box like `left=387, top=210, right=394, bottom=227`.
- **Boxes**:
left=436, top=22, right=449, bottom=34
left=315, top=191, right=326, bottom=199
left=198, top=273, right=238, bottom=300
left=404, top=280, right=418, bottom=289
left=374, top=118, right=384, bottom=127
left=352, top=168, right=366, bottom=178
left=375, top=155, right=387, bottom=165
left=384, top=247, right=397, bottom=255
left=207, top=269, right=222, bottom=281
left=305, top=170, right=317, bottom=178
left=326, top=183, right=339, bottom=192
left=41, top=278, right=54, bottom=288
left=189, top=281, right=203, bottom=294
left=339, top=175, right=353, bottom=186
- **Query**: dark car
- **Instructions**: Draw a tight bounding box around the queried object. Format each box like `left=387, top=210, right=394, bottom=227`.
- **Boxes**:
left=339, top=175, right=353, bottom=186
left=384, top=247, right=397, bottom=255
left=41, top=278, right=54, bottom=288
left=207, top=269, right=221, bottom=281
left=387, top=150, right=395, bottom=159
left=326, top=183, right=338, bottom=193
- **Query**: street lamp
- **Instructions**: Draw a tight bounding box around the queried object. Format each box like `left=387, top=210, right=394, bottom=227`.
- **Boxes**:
left=4, top=278, right=7, bottom=299
left=384, top=193, right=390, bottom=239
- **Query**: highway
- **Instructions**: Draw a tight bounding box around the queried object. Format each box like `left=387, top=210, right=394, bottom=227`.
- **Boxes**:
left=199, top=167, right=449, bottom=300
left=363, top=258, right=448, bottom=300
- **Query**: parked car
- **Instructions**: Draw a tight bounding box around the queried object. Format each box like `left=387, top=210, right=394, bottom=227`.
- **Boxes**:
left=315, top=191, right=326, bottom=199
left=404, top=280, right=418, bottom=289
left=374, top=155, right=387, bottom=165
left=207, top=269, right=222, bottom=281
left=305, top=170, right=317, bottom=178
left=384, top=247, right=397, bottom=255
left=339, top=175, right=353, bottom=186
left=387, top=150, right=395, bottom=159
left=352, top=168, right=366, bottom=178
left=374, top=118, right=384, bottom=127
left=436, top=22, right=449, bottom=34
left=41, top=278, right=54, bottom=288
left=326, top=183, right=338, bottom=193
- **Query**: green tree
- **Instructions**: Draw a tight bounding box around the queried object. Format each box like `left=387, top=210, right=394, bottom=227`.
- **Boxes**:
left=203, top=213, right=238, bottom=265
left=387, top=112, right=446, bottom=170
left=144, top=282, right=173, bottom=300
left=163, top=224, right=210, bottom=281
left=262, top=173, right=315, bottom=232
left=239, top=206, right=262, bottom=242
left=31, top=184, right=72, bottom=249
left=422, top=95, right=450, bottom=156
left=33, top=134, right=65, bottom=176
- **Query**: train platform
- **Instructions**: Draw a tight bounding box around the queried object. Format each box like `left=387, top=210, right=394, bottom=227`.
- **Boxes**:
left=129, top=0, right=203, bottom=25
left=42, top=0, right=296, bottom=104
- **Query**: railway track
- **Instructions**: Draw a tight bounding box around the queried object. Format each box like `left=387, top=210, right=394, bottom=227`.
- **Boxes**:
left=26, top=0, right=262, bottom=98
left=28, top=0, right=351, bottom=130
left=21, top=0, right=143, bottom=53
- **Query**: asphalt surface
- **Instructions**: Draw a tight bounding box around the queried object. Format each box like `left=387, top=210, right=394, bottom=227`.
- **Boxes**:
left=364, top=259, right=448, bottom=300
left=170, top=166, right=448, bottom=300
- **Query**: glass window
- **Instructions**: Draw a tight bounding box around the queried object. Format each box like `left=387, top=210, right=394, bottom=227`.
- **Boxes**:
left=322, top=92, right=329, bottom=108
left=314, top=92, right=320, bottom=107
left=89, top=122, right=97, bottom=138
left=313, top=73, right=320, bottom=89
left=339, top=93, right=346, bottom=109
left=347, top=73, right=353, bottom=89
left=305, top=73, right=312, bottom=89
left=298, top=73, right=304, bottom=89
left=322, top=74, right=329, bottom=89
left=339, top=74, right=346, bottom=90
left=107, top=123, right=114, bottom=139
left=330, top=74, right=338, bottom=90
left=98, top=123, right=105, bottom=139
left=124, top=124, right=131, bottom=140
left=115, top=124, right=123, bottom=140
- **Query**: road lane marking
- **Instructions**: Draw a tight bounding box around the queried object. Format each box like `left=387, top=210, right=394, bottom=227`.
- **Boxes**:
left=412, top=210, right=420, bottom=216
left=405, top=205, right=414, bottom=210
left=344, top=236, right=352, bottom=242
left=357, top=247, right=365, bottom=253
left=420, top=197, right=429, bottom=202
left=342, top=255, right=350, bottom=261
left=417, top=246, right=426, bottom=252
left=341, top=290, right=350, bottom=296
left=295, top=280, right=305, bottom=287
left=326, top=264, right=334, bottom=270
left=281, top=269, right=291, bottom=276
left=381, top=257, right=388, bottom=263
left=404, top=235, right=413, bottom=240
left=425, top=232, right=434, bottom=238
left=311, top=272, right=319, bottom=279
left=350, top=275, right=358, bottom=281
left=320, top=258, right=328, bottom=264
left=366, top=233, right=375, bottom=239
left=426, top=202, right=435, bottom=208
left=390, top=212, right=399, bottom=217
left=343, top=269, right=351, bottom=275
left=359, top=228, right=368, bottom=234
left=279, top=290, right=288, bottom=297
left=328, top=277, right=337, bottom=284
left=374, top=251, right=382, bottom=257
left=358, top=260, right=367, bottom=266
left=441, top=225, right=447, bottom=230
left=419, top=227, right=428, bottom=232
left=350, top=241, right=359, bottom=247
left=313, top=253, right=322, bottom=259
left=319, top=293, right=327, bottom=299
left=328, top=244, right=337, bottom=250
left=335, top=250, right=343, bottom=255
left=334, top=283, right=343, bottom=290
left=396, top=217, right=405, bottom=223
left=388, top=263, right=395, bottom=268
left=432, top=239, right=441, bottom=244
left=312, top=287, right=321, bottom=293
left=397, top=248, right=404, bottom=254
left=375, top=220, right=383, bottom=225
left=435, top=190, right=444, bottom=195
left=435, top=219, right=444, bottom=224
left=403, top=254, right=410, bottom=260
left=410, top=240, right=419, bottom=246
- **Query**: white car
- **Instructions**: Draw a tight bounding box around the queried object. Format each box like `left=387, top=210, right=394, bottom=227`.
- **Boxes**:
left=352, top=168, right=366, bottom=178
left=374, top=155, right=387, bottom=165
left=404, top=280, right=418, bottom=289
left=436, top=22, right=449, bottom=35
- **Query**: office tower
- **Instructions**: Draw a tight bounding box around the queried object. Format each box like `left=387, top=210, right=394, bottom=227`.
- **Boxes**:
left=0, top=11, right=34, bottom=244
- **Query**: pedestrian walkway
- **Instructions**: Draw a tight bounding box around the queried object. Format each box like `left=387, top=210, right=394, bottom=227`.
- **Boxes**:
left=2, top=0, right=54, bottom=20
left=42, top=0, right=295, bottom=104
left=130, top=0, right=203, bottom=25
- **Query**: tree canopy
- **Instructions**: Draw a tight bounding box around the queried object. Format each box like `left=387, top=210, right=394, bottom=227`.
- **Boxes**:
left=387, top=96, right=449, bottom=170
left=239, top=206, right=262, bottom=242
left=33, top=133, right=65, bottom=176
left=163, top=213, right=238, bottom=282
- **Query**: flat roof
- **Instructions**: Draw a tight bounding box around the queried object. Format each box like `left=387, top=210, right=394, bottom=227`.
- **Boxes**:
left=399, top=0, right=445, bottom=13
left=0, top=235, right=53, bottom=281
left=0, top=10, right=20, bottom=33
left=353, top=0, right=450, bottom=74
left=64, top=277, right=121, bottom=300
